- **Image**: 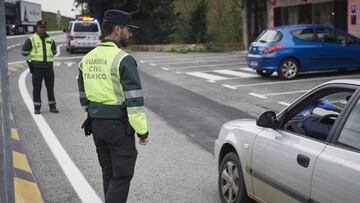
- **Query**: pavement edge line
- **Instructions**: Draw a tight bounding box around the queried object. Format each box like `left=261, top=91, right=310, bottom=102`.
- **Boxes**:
left=18, top=69, right=102, bottom=203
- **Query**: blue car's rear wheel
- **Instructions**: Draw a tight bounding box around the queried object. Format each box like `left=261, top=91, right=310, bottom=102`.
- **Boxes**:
left=278, top=58, right=299, bottom=80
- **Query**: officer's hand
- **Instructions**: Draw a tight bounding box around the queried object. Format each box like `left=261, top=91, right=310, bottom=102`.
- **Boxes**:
left=138, top=138, right=148, bottom=145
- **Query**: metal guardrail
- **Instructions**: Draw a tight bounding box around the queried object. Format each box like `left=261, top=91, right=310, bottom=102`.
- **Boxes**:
left=0, top=0, right=15, bottom=202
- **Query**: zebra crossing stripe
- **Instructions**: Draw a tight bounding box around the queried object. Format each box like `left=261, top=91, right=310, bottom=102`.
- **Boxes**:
left=212, top=69, right=256, bottom=78
left=186, top=72, right=227, bottom=81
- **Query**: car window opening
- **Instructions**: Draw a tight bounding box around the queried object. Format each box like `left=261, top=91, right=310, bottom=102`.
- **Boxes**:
left=283, top=90, right=354, bottom=142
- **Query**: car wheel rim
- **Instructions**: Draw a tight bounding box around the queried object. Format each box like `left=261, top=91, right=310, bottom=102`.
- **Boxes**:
left=281, top=61, right=297, bottom=79
left=221, top=161, right=240, bottom=203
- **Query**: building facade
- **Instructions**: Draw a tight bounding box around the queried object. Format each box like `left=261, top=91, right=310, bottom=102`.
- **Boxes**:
left=243, top=0, right=360, bottom=48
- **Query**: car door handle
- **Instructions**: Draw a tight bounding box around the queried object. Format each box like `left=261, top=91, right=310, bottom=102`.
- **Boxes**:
left=297, top=154, right=310, bottom=168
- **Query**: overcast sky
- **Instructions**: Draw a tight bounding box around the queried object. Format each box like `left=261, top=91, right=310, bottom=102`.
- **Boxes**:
left=26, top=0, right=81, bottom=18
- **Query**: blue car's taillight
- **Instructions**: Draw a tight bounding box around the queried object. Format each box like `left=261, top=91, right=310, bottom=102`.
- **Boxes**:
left=264, top=44, right=283, bottom=54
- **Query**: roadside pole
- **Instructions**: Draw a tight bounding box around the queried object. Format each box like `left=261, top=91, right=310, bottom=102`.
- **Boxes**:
left=0, top=0, right=15, bottom=202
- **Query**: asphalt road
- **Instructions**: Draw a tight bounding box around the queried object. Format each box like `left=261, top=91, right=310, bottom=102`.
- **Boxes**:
left=7, top=34, right=360, bottom=202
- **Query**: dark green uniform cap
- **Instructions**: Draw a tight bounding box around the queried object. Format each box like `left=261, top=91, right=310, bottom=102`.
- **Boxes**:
left=103, top=10, right=138, bottom=29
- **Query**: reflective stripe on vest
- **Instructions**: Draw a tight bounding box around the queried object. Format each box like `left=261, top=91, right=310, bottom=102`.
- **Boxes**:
left=80, top=42, right=128, bottom=106
left=29, top=34, right=54, bottom=62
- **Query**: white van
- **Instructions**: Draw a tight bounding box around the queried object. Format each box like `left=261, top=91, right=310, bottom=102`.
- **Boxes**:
left=66, top=17, right=101, bottom=53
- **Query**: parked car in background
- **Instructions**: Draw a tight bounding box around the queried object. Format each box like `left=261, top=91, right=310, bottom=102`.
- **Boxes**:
left=215, top=79, right=360, bottom=203
left=247, top=25, right=360, bottom=80
left=65, top=16, right=101, bottom=54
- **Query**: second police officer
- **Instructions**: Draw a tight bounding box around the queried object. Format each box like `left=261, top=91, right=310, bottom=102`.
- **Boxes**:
left=78, top=10, right=149, bottom=203
left=22, top=20, right=59, bottom=114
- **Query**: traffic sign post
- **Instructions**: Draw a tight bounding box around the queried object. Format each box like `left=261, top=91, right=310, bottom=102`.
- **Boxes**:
left=0, top=0, right=15, bottom=202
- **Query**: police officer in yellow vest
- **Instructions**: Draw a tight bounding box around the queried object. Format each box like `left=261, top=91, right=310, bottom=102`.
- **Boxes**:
left=21, top=20, right=59, bottom=114
left=78, top=10, right=149, bottom=202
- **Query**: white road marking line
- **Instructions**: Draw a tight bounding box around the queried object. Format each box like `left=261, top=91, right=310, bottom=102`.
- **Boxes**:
left=55, top=44, right=64, bottom=57
left=8, top=61, right=25, bottom=65
left=19, top=69, right=102, bottom=203
left=55, top=56, right=83, bottom=60
left=6, top=31, right=63, bottom=39
left=264, top=90, right=309, bottom=96
left=208, top=80, right=216, bottom=83
left=139, top=54, right=241, bottom=63
left=239, top=68, right=256, bottom=73
left=168, top=62, right=245, bottom=70
left=149, top=63, right=157, bottom=66
left=64, top=62, right=75, bottom=67
left=161, top=67, right=169, bottom=71
left=249, top=89, right=309, bottom=100
left=212, top=69, right=256, bottom=78
left=54, top=62, right=61, bottom=67
left=249, top=92, right=267, bottom=99
left=139, top=60, right=145, bottom=63
left=234, top=75, right=360, bottom=88
left=16, top=43, right=21, bottom=46
left=153, top=57, right=242, bottom=65
left=222, top=84, right=238, bottom=89
left=278, top=102, right=290, bottom=106
left=175, top=72, right=181, bottom=74
left=186, top=72, right=228, bottom=81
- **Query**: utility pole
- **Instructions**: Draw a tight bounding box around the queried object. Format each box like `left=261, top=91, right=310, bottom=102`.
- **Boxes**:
left=0, top=0, right=15, bottom=202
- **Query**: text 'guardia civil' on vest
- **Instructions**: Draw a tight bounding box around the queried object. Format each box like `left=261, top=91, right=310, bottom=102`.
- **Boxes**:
left=85, top=58, right=108, bottom=65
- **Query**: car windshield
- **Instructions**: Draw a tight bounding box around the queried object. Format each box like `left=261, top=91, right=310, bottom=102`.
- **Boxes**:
left=74, top=22, right=99, bottom=32
left=256, top=30, right=281, bottom=43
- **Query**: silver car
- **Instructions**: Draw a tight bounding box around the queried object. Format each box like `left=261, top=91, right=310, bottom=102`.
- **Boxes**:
left=215, top=79, right=360, bottom=203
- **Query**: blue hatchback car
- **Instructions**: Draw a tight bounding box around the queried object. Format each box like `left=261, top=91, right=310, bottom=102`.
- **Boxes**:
left=247, top=25, right=360, bottom=79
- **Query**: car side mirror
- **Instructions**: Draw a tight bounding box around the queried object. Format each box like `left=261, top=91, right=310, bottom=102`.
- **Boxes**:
left=256, top=111, right=277, bottom=129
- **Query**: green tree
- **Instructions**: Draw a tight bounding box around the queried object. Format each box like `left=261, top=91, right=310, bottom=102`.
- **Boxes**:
left=186, top=0, right=208, bottom=43
left=133, top=0, right=178, bottom=44
left=74, top=0, right=177, bottom=44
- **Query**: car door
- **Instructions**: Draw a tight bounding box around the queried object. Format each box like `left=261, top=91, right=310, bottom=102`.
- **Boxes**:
left=311, top=90, right=360, bottom=203
left=251, top=86, right=356, bottom=203
left=314, top=28, right=356, bottom=69
left=290, top=28, right=323, bottom=70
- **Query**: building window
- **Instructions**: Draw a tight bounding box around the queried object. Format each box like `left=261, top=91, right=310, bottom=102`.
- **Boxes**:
left=312, top=2, right=334, bottom=26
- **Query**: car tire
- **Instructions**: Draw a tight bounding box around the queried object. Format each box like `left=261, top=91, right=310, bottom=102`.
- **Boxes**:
left=69, top=47, right=74, bottom=54
left=278, top=58, right=299, bottom=80
left=219, top=152, right=249, bottom=203
left=256, top=70, right=273, bottom=77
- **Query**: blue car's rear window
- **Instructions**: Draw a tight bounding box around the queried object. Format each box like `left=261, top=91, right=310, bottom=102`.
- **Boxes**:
left=291, top=28, right=317, bottom=42
left=256, top=30, right=281, bottom=43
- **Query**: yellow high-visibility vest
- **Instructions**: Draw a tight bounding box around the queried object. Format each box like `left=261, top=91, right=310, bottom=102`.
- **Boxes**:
left=80, top=41, right=148, bottom=136
left=28, top=33, right=54, bottom=62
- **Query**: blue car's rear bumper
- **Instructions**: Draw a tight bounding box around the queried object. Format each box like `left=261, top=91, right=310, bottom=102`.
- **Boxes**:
left=247, top=54, right=277, bottom=72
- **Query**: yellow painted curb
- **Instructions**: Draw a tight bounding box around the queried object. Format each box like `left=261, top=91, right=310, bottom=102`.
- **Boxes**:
left=12, top=151, right=32, bottom=173
left=12, top=128, right=20, bottom=141
left=14, top=177, right=43, bottom=203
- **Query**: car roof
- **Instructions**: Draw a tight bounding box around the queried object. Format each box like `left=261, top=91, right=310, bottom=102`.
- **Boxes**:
left=271, top=24, right=334, bottom=31
left=323, top=79, right=360, bottom=87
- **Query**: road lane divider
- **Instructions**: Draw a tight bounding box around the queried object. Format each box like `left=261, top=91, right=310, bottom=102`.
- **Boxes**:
left=19, top=69, right=102, bottom=203
left=249, top=89, right=309, bottom=99
left=278, top=102, right=290, bottom=107
left=6, top=31, right=63, bottom=39
left=234, top=75, right=360, bottom=88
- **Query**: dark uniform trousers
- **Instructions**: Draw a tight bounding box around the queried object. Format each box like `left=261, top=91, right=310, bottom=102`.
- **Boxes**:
left=32, top=67, right=56, bottom=110
left=92, top=118, right=137, bottom=203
